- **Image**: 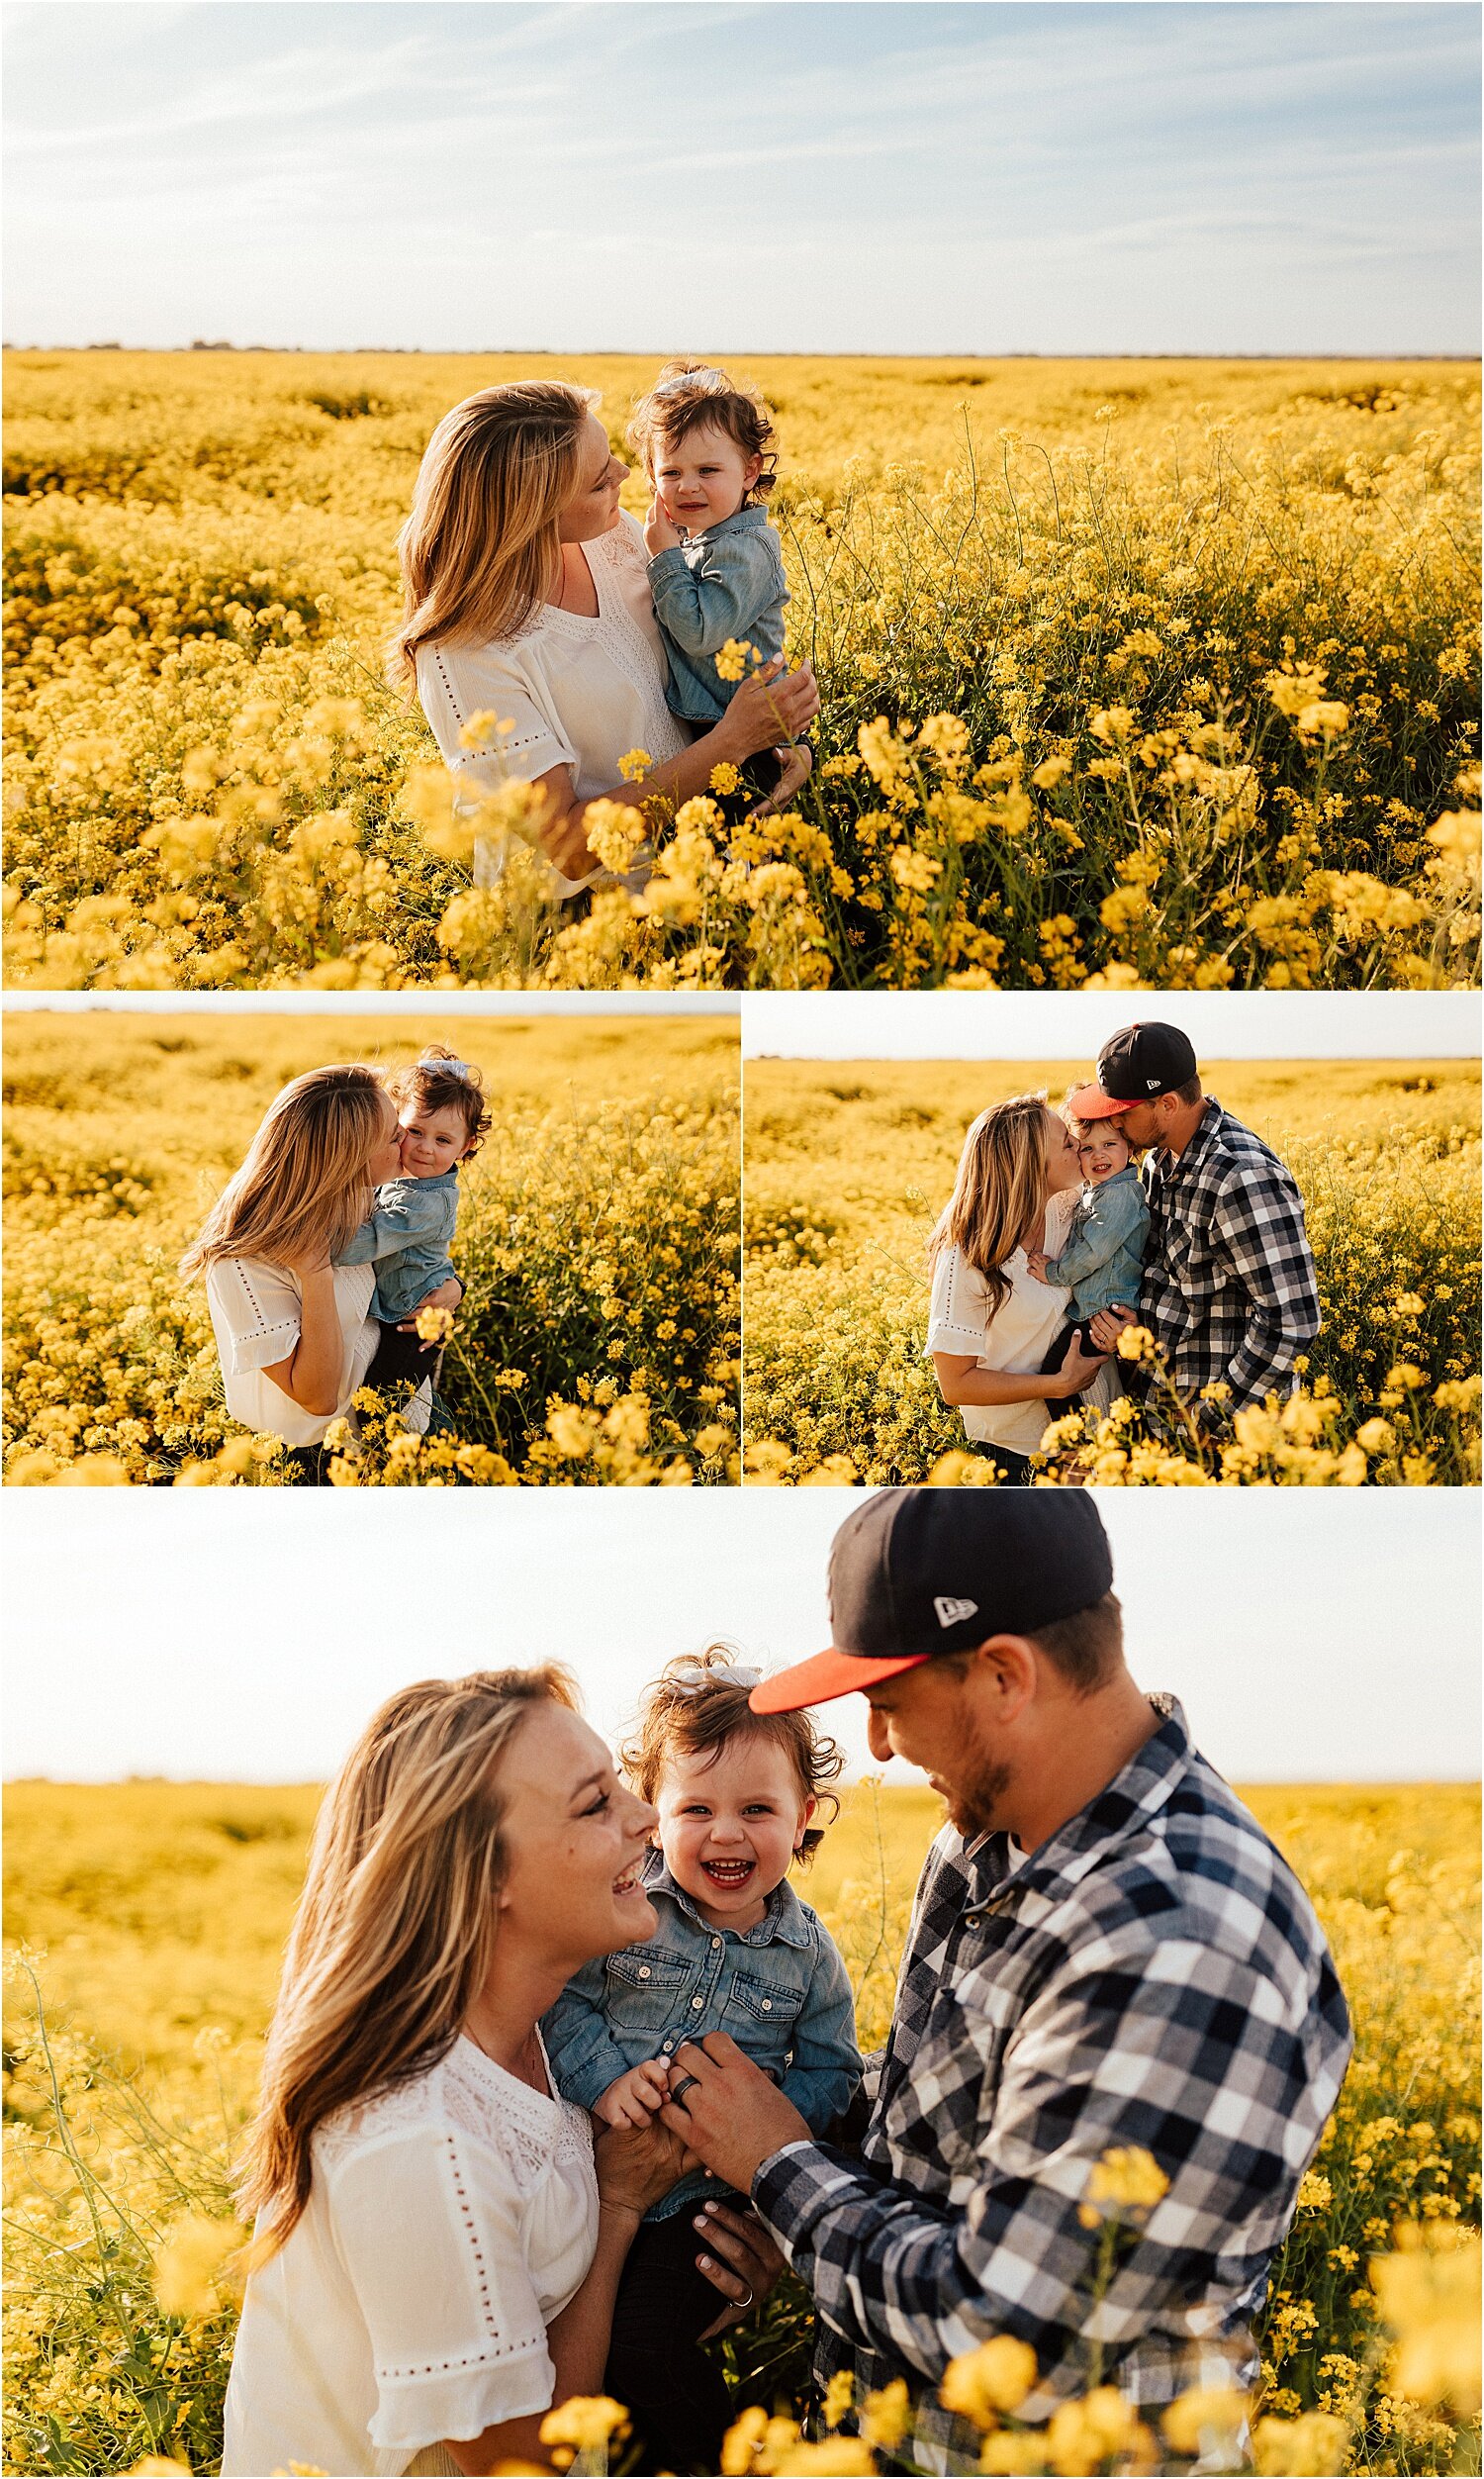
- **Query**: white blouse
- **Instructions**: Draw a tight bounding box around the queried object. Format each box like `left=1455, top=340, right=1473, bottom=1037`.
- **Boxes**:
left=202, top=1254, right=439, bottom=1451
left=924, top=1192, right=1079, bottom=1457
left=417, top=512, right=690, bottom=896
left=222, top=2036, right=599, bottom=2479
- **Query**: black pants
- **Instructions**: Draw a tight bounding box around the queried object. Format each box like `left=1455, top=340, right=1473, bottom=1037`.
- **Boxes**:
left=977, top=1443, right=1033, bottom=1485
left=1039, top=1315, right=1096, bottom=1407
left=604, top=2203, right=738, bottom=2476
left=363, top=1320, right=440, bottom=1398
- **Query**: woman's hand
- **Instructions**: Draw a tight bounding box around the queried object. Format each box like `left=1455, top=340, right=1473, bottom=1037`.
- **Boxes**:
left=397, top=1276, right=462, bottom=1340
left=645, top=497, right=682, bottom=555
left=750, top=740, right=814, bottom=817
left=1046, top=1335, right=1110, bottom=1396
left=693, top=2200, right=787, bottom=2340
left=594, top=2114, right=695, bottom=2221
left=659, top=2033, right=810, bottom=2192
left=716, top=658, right=819, bottom=760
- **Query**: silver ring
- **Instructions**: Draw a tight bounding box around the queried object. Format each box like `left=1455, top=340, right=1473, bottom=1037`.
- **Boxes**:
left=736, top=2284, right=755, bottom=2311
left=670, top=2072, right=700, bottom=2104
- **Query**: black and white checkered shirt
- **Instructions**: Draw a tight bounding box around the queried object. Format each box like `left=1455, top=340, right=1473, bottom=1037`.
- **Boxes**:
left=752, top=1698, right=1351, bottom=2471
left=1137, top=1101, right=1320, bottom=1411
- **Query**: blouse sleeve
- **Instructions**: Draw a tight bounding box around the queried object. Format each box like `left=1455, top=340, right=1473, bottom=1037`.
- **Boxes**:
left=924, top=1245, right=989, bottom=1358
left=326, top=2125, right=558, bottom=2452
left=420, top=641, right=579, bottom=791
left=209, top=1259, right=301, bottom=1375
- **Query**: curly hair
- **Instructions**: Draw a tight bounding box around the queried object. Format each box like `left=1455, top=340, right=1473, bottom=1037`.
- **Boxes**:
left=626, top=360, right=778, bottom=504
left=620, top=1645, right=843, bottom=1860
left=384, top=1043, right=491, bottom=1157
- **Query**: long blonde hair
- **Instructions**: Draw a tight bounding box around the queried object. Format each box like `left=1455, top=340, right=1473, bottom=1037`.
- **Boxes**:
left=180, top=1065, right=389, bottom=1278
left=389, top=381, right=594, bottom=687
left=928, top=1092, right=1054, bottom=1321
left=239, top=1666, right=580, bottom=2244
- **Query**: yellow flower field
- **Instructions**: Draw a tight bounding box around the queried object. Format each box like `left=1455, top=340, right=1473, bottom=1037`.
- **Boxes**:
left=5, top=351, right=1478, bottom=993
left=2, top=1009, right=740, bottom=1484
left=4, top=1778, right=1477, bottom=2475
left=741, top=1059, right=1481, bottom=1486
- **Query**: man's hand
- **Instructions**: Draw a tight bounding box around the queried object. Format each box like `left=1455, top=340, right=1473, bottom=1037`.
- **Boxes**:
left=645, top=497, right=682, bottom=555
left=659, top=2033, right=810, bottom=2191
left=398, top=1276, right=462, bottom=1339
left=595, top=2058, right=670, bottom=2130
left=1088, top=1302, right=1138, bottom=1353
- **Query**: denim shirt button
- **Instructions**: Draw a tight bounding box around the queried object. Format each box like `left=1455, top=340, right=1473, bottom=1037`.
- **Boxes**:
left=711, top=1937, right=721, bottom=1950
left=762, top=2000, right=773, bottom=2010
left=692, top=1996, right=704, bottom=2009
left=638, top=1966, right=652, bottom=1978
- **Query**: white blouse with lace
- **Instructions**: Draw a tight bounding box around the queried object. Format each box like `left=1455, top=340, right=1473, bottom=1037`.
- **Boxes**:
left=204, top=1256, right=381, bottom=1448
left=925, top=1191, right=1081, bottom=1457
left=416, top=512, right=690, bottom=896
left=222, top=2035, right=598, bottom=2478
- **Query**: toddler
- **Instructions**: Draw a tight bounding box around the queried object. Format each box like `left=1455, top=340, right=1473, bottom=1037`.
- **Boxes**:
left=335, top=1045, right=486, bottom=1411
left=628, top=359, right=791, bottom=804
left=543, top=1649, right=861, bottom=2477
left=1029, top=1113, right=1150, bottom=1389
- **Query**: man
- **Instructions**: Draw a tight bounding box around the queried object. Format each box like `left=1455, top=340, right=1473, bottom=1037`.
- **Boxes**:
left=1069, top=1021, right=1321, bottom=1420
left=661, top=1490, right=1351, bottom=2469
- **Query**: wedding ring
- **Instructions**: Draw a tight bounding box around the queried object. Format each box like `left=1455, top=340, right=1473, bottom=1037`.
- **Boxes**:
left=670, top=2071, right=700, bottom=2103
left=736, top=2284, right=755, bottom=2311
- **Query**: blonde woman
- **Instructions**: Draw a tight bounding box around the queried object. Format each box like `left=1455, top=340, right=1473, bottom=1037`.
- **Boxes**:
left=392, top=381, right=818, bottom=894
left=222, top=1669, right=777, bottom=2478
left=182, top=1067, right=461, bottom=1484
left=926, top=1094, right=1113, bottom=1482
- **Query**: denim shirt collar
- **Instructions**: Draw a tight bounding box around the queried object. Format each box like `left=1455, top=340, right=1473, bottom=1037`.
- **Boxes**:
left=676, top=503, right=773, bottom=546
left=640, top=1850, right=813, bottom=1949
left=384, top=1167, right=461, bottom=1192
left=959, top=1692, right=1190, bottom=1910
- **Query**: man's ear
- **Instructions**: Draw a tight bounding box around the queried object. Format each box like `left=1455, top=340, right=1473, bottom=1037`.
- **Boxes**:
left=968, top=1634, right=1040, bottom=1718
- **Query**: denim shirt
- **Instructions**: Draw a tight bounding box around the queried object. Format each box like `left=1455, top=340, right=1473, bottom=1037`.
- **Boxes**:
left=334, top=1169, right=460, bottom=1323
left=542, top=1854, right=861, bottom=2221
left=1041, top=1166, right=1150, bottom=1318
left=647, top=505, right=789, bottom=725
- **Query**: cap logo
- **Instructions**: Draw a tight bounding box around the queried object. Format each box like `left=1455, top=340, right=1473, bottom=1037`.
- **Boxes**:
left=934, top=1594, right=978, bottom=1629
left=1147, top=1077, right=1159, bottom=1090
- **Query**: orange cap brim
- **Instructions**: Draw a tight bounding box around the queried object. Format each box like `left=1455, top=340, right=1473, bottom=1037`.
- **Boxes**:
left=749, top=1649, right=932, bottom=1714
left=1066, top=1083, right=1132, bottom=1120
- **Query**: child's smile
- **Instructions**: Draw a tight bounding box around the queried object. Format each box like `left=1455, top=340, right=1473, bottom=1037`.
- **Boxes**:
left=655, top=1735, right=816, bottom=1931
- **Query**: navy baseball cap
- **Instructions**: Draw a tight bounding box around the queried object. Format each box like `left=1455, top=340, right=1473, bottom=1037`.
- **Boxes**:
left=749, top=1487, right=1114, bottom=1712
left=1067, top=1021, right=1199, bottom=1120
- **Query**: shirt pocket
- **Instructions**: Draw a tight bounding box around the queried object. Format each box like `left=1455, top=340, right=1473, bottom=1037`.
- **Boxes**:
left=721, top=1968, right=799, bottom=2071
left=603, top=1943, right=695, bottom=2036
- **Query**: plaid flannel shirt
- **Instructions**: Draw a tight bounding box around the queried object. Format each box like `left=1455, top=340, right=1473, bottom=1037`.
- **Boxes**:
left=752, top=1698, right=1351, bottom=2472
left=1138, top=1101, right=1321, bottom=1411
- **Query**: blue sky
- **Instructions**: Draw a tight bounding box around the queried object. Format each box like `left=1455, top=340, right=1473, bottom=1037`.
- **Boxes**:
left=4, top=2, right=1479, bottom=354
left=5, top=1490, right=1479, bottom=1781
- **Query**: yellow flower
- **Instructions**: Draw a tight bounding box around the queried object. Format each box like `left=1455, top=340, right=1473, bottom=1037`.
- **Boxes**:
left=709, top=760, right=743, bottom=796
left=714, top=639, right=756, bottom=684
left=538, top=2395, right=632, bottom=2453
left=860, top=2379, right=911, bottom=2450
left=150, top=2211, right=247, bottom=2319
left=1371, top=2224, right=1482, bottom=2412
left=821, top=2370, right=856, bottom=2431
left=940, top=2335, right=1039, bottom=2426
left=1251, top=2410, right=1350, bottom=2475
left=1161, top=2386, right=1250, bottom=2457
left=1078, top=2145, right=1169, bottom=2224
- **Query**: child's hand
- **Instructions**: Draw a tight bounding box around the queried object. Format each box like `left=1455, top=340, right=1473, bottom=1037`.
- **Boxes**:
left=1026, top=1250, right=1052, bottom=1284
left=645, top=497, right=682, bottom=555
left=595, top=2058, right=671, bottom=2129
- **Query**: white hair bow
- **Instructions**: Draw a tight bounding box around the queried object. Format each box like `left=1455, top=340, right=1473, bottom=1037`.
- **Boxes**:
left=419, top=1056, right=474, bottom=1079
left=654, top=367, right=727, bottom=396
left=668, top=1660, right=763, bottom=1692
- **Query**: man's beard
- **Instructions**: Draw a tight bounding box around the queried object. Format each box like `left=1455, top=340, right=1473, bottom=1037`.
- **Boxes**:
left=944, top=1733, right=1014, bottom=1839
